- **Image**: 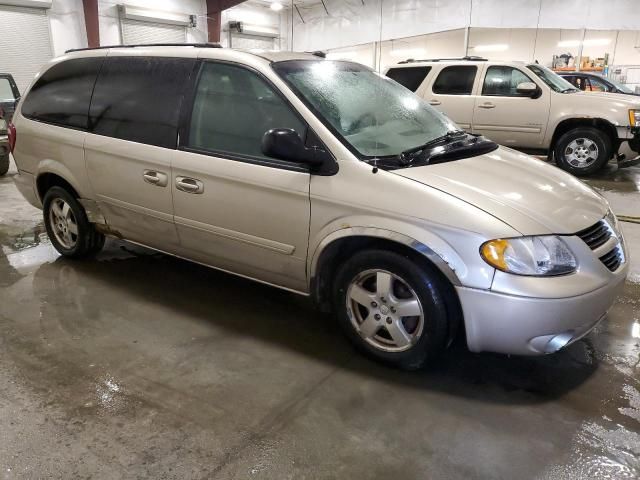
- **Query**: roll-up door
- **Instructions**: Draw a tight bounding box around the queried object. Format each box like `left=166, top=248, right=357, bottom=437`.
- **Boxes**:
left=229, top=33, right=275, bottom=51
left=121, top=18, right=186, bottom=45
left=0, top=4, right=53, bottom=93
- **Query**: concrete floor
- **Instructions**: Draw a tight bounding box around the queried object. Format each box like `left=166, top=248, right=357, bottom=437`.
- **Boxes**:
left=1, top=158, right=639, bottom=480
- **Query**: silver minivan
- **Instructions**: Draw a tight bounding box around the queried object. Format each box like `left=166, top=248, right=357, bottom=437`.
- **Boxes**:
left=10, top=45, right=627, bottom=369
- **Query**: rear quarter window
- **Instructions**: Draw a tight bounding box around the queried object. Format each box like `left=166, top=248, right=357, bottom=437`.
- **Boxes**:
left=89, top=56, right=195, bottom=149
left=386, top=66, right=431, bottom=92
left=432, top=65, right=477, bottom=95
left=21, top=58, right=104, bottom=129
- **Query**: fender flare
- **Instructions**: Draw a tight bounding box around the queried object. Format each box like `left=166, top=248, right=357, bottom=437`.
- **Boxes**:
left=308, top=226, right=462, bottom=287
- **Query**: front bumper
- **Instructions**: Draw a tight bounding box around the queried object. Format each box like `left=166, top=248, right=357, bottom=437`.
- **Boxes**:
left=456, top=265, right=627, bottom=355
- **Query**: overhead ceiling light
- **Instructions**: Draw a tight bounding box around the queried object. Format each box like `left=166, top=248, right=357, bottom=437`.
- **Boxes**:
left=558, top=40, right=581, bottom=47
left=270, top=1, right=283, bottom=11
left=473, top=44, right=509, bottom=52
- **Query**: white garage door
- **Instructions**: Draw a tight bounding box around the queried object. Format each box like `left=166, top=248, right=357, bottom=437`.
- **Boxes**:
left=0, top=4, right=53, bottom=93
left=230, top=33, right=275, bottom=51
left=121, top=19, right=186, bottom=45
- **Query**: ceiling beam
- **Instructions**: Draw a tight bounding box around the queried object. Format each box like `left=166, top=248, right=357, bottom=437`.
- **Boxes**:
left=206, top=0, right=247, bottom=43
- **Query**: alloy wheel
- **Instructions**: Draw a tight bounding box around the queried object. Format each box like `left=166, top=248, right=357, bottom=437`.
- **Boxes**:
left=346, top=269, right=425, bottom=352
left=564, top=137, right=599, bottom=169
left=48, top=198, right=79, bottom=249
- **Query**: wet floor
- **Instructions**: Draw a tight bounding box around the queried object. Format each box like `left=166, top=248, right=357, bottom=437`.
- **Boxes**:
left=1, top=158, right=640, bottom=479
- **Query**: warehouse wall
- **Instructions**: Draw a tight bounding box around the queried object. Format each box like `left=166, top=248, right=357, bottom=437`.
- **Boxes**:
left=45, top=0, right=208, bottom=56
left=48, top=0, right=87, bottom=56
left=285, top=0, right=640, bottom=52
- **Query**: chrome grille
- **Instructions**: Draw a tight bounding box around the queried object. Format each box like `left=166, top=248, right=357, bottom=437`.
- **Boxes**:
left=599, top=246, right=623, bottom=272
left=576, top=220, right=611, bottom=250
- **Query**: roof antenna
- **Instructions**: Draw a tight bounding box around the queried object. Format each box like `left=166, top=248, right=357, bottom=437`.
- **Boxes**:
left=372, top=158, right=378, bottom=174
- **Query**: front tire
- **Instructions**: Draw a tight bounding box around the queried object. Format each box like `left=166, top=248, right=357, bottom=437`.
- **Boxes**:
left=43, top=186, right=105, bottom=259
left=0, top=153, right=9, bottom=176
left=554, top=127, right=611, bottom=176
left=332, top=250, right=450, bottom=370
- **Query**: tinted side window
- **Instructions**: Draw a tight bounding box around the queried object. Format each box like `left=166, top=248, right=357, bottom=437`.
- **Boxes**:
left=432, top=66, right=477, bottom=95
left=186, top=62, right=306, bottom=160
left=89, top=57, right=195, bottom=148
left=482, top=66, right=534, bottom=96
left=22, top=58, right=104, bottom=129
left=386, top=67, right=431, bottom=92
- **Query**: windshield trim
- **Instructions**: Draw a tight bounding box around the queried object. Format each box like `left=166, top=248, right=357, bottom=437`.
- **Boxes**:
left=271, top=59, right=458, bottom=162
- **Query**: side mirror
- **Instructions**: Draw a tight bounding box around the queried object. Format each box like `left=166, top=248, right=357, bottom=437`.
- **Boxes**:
left=516, top=82, right=540, bottom=98
left=261, top=128, right=328, bottom=167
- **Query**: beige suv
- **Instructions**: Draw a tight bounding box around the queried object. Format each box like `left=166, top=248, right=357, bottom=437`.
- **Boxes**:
left=11, top=45, right=627, bottom=369
left=386, top=57, right=640, bottom=175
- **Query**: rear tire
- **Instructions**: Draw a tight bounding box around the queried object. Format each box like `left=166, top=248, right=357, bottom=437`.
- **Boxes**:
left=554, top=127, right=611, bottom=176
left=332, top=249, right=450, bottom=370
left=0, top=153, right=9, bottom=176
left=43, top=186, right=105, bottom=259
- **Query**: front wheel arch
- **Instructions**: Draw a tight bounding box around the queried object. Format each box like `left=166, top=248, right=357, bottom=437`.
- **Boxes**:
left=311, top=235, right=463, bottom=347
left=550, top=118, right=618, bottom=157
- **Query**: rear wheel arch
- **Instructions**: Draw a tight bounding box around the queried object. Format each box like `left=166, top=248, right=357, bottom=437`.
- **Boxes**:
left=36, top=172, right=80, bottom=202
left=310, top=233, right=463, bottom=345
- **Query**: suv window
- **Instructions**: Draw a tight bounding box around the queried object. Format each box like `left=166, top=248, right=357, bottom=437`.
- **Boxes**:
left=432, top=66, right=477, bottom=95
left=89, top=56, right=195, bottom=149
left=386, top=67, right=431, bottom=92
left=186, top=62, right=306, bottom=160
left=22, top=58, right=104, bottom=129
left=482, top=66, right=534, bottom=96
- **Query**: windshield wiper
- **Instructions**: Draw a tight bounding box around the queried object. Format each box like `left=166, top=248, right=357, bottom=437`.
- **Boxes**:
left=561, top=88, right=579, bottom=93
left=398, top=130, right=468, bottom=165
left=395, top=133, right=497, bottom=168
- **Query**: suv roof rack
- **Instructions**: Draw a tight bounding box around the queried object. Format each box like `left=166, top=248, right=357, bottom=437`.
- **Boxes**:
left=66, top=43, right=222, bottom=54
left=397, top=55, right=488, bottom=64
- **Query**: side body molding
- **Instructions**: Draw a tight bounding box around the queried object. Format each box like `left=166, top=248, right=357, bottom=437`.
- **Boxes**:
left=309, top=227, right=462, bottom=287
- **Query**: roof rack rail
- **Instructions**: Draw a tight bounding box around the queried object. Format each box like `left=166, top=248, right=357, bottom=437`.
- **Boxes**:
left=66, top=43, right=222, bottom=54
left=398, top=55, right=488, bottom=64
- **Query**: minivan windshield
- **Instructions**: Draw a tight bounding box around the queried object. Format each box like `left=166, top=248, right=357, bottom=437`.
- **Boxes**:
left=526, top=64, right=579, bottom=93
left=272, top=60, right=459, bottom=158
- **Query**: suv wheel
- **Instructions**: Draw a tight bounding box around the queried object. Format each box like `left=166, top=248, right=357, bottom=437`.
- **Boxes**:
left=0, top=153, right=9, bottom=176
left=333, top=250, right=449, bottom=370
left=554, top=127, right=611, bottom=176
left=43, top=186, right=105, bottom=258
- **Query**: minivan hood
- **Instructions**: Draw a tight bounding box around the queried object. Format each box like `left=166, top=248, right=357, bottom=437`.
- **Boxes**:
left=392, top=147, right=608, bottom=235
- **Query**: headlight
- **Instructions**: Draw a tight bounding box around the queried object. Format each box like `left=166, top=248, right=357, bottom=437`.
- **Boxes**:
left=629, top=109, right=640, bottom=127
left=480, top=236, right=577, bottom=276
left=605, top=209, right=622, bottom=238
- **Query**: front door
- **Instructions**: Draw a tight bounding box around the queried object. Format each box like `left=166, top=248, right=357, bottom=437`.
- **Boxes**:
left=472, top=65, right=550, bottom=148
left=172, top=61, right=311, bottom=292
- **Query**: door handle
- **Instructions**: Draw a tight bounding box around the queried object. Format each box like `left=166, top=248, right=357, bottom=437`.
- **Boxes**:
left=143, top=170, right=168, bottom=187
left=478, top=102, right=496, bottom=109
left=176, top=176, right=204, bottom=194
left=429, top=100, right=441, bottom=106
